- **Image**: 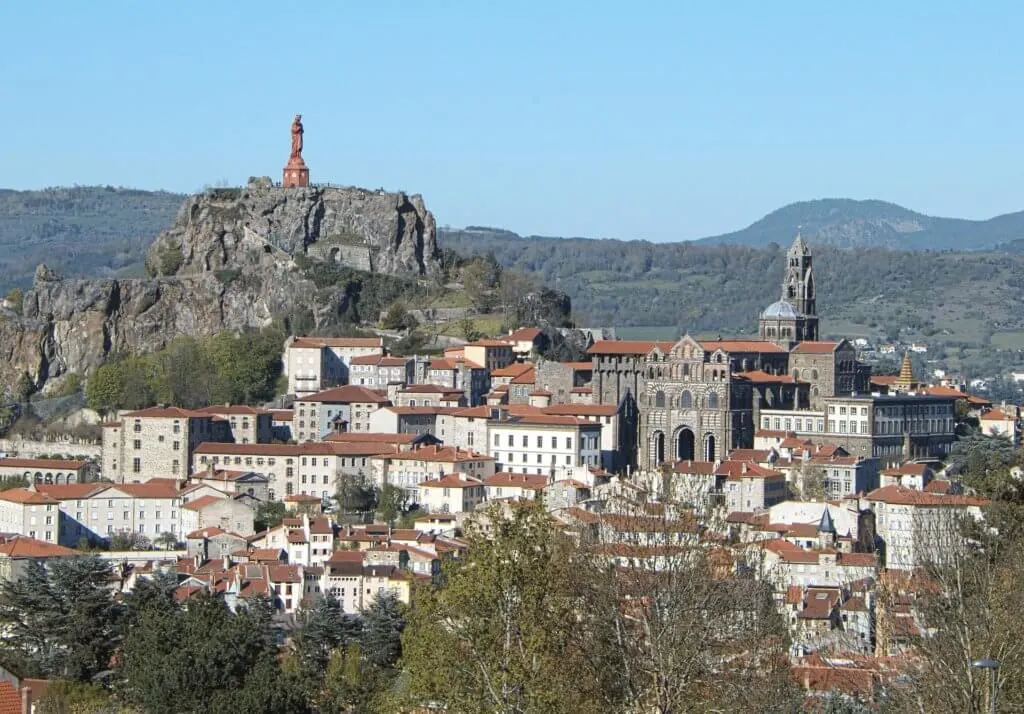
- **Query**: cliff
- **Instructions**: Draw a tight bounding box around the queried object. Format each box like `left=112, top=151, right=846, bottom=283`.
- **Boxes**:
left=0, top=181, right=440, bottom=398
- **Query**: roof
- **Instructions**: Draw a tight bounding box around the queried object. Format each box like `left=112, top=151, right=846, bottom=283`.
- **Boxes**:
left=924, top=479, right=954, bottom=494
left=194, top=405, right=270, bottom=416
left=0, top=457, right=86, bottom=470
left=485, top=472, right=549, bottom=489
left=0, top=681, right=20, bottom=714
left=865, top=485, right=989, bottom=507
left=672, top=459, right=717, bottom=475
left=269, top=409, right=294, bottom=420
left=881, top=462, right=931, bottom=477
left=186, top=526, right=229, bottom=539
left=0, top=488, right=60, bottom=505
left=376, top=445, right=492, bottom=463
left=121, top=406, right=209, bottom=419
left=420, top=473, right=484, bottom=489
left=508, top=327, right=542, bottom=341
left=465, top=338, right=513, bottom=347
left=350, top=353, right=410, bottom=366
left=0, top=536, right=76, bottom=559
left=491, top=362, right=535, bottom=378
left=790, top=341, right=841, bottom=355
left=981, top=407, right=1016, bottom=421
left=715, top=460, right=784, bottom=480
left=300, top=385, right=389, bottom=404
left=542, top=404, right=618, bottom=417
left=118, top=479, right=183, bottom=499
left=734, top=370, right=800, bottom=384
left=323, top=432, right=419, bottom=444
left=761, top=299, right=801, bottom=319
left=33, top=482, right=106, bottom=500
left=588, top=340, right=675, bottom=355
left=399, top=384, right=464, bottom=395
left=181, top=495, right=226, bottom=512
left=194, top=441, right=394, bottom=457
left=290, top=336, right=383, bottom=349
left=698, top=338, right=786, bottom=354
left=510, top=368, right=536, bottom=385
left=191, top=468, right=259, bottom=482
left=497, top=414, right=595, bottom=427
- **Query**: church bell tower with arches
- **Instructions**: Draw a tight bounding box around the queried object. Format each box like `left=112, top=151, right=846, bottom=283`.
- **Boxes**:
left=758, top=233, right=819, bottom=347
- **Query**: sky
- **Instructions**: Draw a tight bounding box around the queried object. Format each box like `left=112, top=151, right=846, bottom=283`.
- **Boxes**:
left=1, top=1, right=1022, bottom=241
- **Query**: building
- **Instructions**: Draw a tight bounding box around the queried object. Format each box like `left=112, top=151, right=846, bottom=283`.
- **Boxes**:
left=758, top=234, right=819, bottom=348
left=269, top=409, right=294, bottom=441
left=978, top=405, right=1020, bottom=444
left=484, top=472, right=548, bottom=501
left=462, top=339, right=515, bottom=373
left=865, top=486, right=989, bottom=570
left=506, top=327, right=545, bottom=360
left=181, top=493, right=255, bottom=536
left=488, top=415, right=603, bottom=477
left=284, top=336, right=384, bottom=397
left=0, top=457, right=88, bottom=485
left=419, top=473, right=486, bottom=514
left=193, top=441, right=398, bottom=501
left=194, top=405, right=273, bottom=444
left=188, top=466, right=270, bottom=502
left=349, top=354, right=414, bottom=389
left=0, top=489, right=62, bottom=544
left=293, top=385, right=391, bottom=441
left=102, top=407, right=223, bottom=483
left=368, top=406, right=451, bottom=437
left=720, top=460, right=788, bottom=512
left=788, top=340, right=867, bottom=408
left=393, top=384, right=466, bottom=408
left=540, top=402, right=633, bottom=472
left=0, top=535, right=77, bottom=582
left=370, top=445, right=495, bottom=503
left=35, top=479, right=186, bottom=547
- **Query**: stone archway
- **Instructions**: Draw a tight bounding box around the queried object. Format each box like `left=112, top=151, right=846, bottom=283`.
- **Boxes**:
left=704, top=433, right=716, bottom=462
left=651, top=431, right=666, bottom=465
left=676, top=428, right=695, bottom=461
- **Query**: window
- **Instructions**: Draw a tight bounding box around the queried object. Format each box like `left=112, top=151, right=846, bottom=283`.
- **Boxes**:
left=566, top=438, right=572, bottom=450
left=681, top=390, right=692, bottom=409
left=507, top=434, right=514, bottom=447
left=654, top=391, right=666, bottom=408
left=536, top=436, right=543, bottom=448
left=133, top=439, right=142, bottom=450
left=123, top=511, right=129, bottom=519
left=133, top=420, right=141, bottom=433
left=494, top=434, right=499, bottom=446
left=132, top=458, right=141, bottom=473
left=707, top=392, right=718, bottom=409
left=173, top=422, right=181, bottom=434
left=172, top=441, right=180, bottom=451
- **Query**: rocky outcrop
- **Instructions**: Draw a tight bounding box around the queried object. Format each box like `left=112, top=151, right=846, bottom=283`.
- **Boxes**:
left=0, top=182, right=441, bottom=398
left=146, top=181, right=439, bottom=278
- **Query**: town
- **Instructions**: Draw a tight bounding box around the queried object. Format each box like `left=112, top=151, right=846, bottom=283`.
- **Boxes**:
left=0, top=230, right=1015, bottom=711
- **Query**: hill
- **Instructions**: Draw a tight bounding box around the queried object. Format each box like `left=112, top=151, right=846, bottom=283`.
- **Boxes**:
left=696, top=198, right=1024, bottom=251
left=439, top=227, right=1024, bottom=372
left=0, top=186, right=184, bottom=292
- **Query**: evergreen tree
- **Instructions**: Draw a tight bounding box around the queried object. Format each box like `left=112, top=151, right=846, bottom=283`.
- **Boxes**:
left=360, top=592, right=404, bottom=669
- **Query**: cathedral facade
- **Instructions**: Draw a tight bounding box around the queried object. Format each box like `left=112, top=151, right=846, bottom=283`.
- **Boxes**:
left=589, top=234, right=870, bottom=471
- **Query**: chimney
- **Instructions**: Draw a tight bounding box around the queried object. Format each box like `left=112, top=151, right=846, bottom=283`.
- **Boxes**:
left=222, top=554, right=231, bottom=570
left=741, top=462, right=748, bottom=474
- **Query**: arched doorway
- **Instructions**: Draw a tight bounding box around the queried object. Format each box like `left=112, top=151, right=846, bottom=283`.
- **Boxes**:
left=704, top=434, right=716, bottom=462
left=676, top=428, right=695, bottom=461
left=651, top=432, right=666, bottom=465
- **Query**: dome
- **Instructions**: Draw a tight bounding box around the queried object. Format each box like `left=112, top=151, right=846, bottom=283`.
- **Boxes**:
left=762, top=299, right=801, bottom=319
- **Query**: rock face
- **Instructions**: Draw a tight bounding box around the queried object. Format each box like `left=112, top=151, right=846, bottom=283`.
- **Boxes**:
left=0, top=182, right=441, bottom=398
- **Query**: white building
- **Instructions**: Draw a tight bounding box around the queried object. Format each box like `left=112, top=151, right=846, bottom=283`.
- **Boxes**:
left=483, top=472, right=548, bottom=501
left=488, top=415, right=602, bottom=477
left=349, top=354, right=414, bottom=389
left=0, top=489, right=62, bottom=544
left=419, top=473, right=486, bottom=514
left=284, top=336, right=384, bottom=397
left=720, top=460, right=788, bottom=513
left=369, top=445, right=495, bottom=503
left=293, top=385, right=391, bottom=441
left=865, top=486, right=989, bottom=570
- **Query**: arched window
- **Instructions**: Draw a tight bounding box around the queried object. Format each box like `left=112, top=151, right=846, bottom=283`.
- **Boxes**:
left=716, top=354, right=724, bottom=364
left=682, top=364, right=690, bottom=378
left=707, top=392, right=719, bottom=409
left=655, top=391, right=666, bottom=408
left=680, top=390, right=692, bottom=409
left=811, top=369, right=819, bottom=380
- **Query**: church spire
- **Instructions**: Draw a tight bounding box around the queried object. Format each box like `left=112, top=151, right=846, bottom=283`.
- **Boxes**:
left=894, top=352, right=915, bottom=390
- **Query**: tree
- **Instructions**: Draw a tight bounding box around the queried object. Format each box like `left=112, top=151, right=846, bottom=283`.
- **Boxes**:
left=34, top=679, right=118, bottom=714
left=109, top=532, right=150, bottom=551
left=336, top=474, right=376, bottom=514
left=458, top=315, right=482, bottom=342
left=375, top=484, right=407, bottom=526
left=380, top=301, right=418, bottom=332
left=797, top=462, right=827, bottom=501
left=120, top=593, right=304, bottom=714
left=0, top=556, right=121, bottom=681
left=255, top=500, right=286, bottom=533
left=0, top=475, right=27, bottom=491
left=461, top=255, right=500, bottom=312
left=293, top=594, right=362, bottom=678
left=399, top=502, right=609, bottom=713
left=5, top=287, right=24, bottom=315
left=497, top=269, right=536, bottom=328
left=360, top=592, right=404, bottom=669
left=84, top=362, right=126, bottom=415
left=154, top=531, right=179, bottom=550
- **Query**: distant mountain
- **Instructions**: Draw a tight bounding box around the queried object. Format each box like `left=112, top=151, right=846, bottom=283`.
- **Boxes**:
left=695, top=198, right=1024, bottom=251
left=0, top=186, right=184, bottom=292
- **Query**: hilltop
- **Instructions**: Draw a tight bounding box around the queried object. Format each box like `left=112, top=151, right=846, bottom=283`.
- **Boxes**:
left=694, top=198, right=1024, bottom=251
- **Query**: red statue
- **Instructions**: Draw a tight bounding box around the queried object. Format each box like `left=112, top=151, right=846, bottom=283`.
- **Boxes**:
left=290, top=114, right=304, bottom=159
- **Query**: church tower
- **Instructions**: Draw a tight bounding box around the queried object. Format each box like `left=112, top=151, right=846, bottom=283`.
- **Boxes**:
left=758, top=233, right=819, bottom=346
left=783, top=233, right=817, bottom=320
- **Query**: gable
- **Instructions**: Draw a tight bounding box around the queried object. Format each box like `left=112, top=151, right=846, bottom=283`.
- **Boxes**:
left=671, top=335, right=703, bottom=360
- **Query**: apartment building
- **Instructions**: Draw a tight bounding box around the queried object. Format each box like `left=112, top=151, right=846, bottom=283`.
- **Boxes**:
left=369, top=445, right=495, bottom=502
left=349, top=354, right=414, bottom=389
left=35, top=478, right=186, bottom=546
left=419, top=473, right=486, bottom=514
left=293, top=385, right=391, bottom=441
left=103, top=407, right=224, bottom=483
left=194, top=405, right=273, bottom=444
left=719, top=460, right=788, bottom=513
left=0, top=489, right=62, bottom=544
left=488, top=415, right=602, bottom=477
left=194, top=441, right=398, bottom=501
left=284, top=336, right=385, bottom=397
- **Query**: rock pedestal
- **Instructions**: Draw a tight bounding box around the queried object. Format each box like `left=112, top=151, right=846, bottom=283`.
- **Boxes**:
left=283, top=156, right=310, bottom=188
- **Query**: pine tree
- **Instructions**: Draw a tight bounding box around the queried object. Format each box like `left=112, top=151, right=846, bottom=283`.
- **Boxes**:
left=360, top=592, right=404, bottom=669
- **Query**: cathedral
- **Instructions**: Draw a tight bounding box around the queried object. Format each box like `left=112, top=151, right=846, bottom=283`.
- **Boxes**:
left=589, top=235, right=871, bottom=470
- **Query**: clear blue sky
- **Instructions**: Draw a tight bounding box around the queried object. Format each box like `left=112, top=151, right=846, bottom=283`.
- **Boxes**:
left=2, top=1, right=1022, bottom=241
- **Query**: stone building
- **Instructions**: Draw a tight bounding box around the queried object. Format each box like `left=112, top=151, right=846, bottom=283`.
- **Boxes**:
left=194, top=405, right=273, bottom=445
left=103, top=407, right=223, bottom=483
left=589, top=234, right=871, bottom=470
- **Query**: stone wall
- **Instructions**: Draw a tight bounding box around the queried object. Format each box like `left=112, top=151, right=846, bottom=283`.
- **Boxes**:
left=0, top=437, right=101, bottom=461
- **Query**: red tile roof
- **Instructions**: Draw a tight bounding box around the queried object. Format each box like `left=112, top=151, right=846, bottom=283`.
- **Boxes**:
left=715, top=460, right=784, bottom=480
left=324, top=432, right=420, bottom=444
left=400, top=384, right=463, bottom=394
left=0, top=457, right=86, bottom=470
left=790, top=341, right=840, bottom=354
left=33, top=483, right=106, bottom=499
left=0, top=536, right=76, bottom=559
left=865, top=485, right=989, bottom=507
left=181, top=495, right=225, bottom=512
left=118, top=479, right=183, bottom=499
left=491, top=362, right=535, bottom=378
left=542, top=404, right=618, bottom=417
left=510, top=369, right=536, bottom=385
left=484, top=472, right=549, bottom=489
left=194, top=405, right=270, bottom=415
left=672, top=459, right=717, bottom=475
left=587, top=340, right=675, bottom=355
left=734, top=370, right=800, bottom=384
left=508, top=327, right=542, bottom=341
left=290, top=337, right=383, bottom=348
left=699, top=338, right=786, bottom=354
left=300, top=385, right=389, bottom=404
left=121, top=406, right=209, bottom=418
left=0, top=488, right=60, bottom=505
left=421, top=473, right=484, bottom=489
left=377, top=445, right=492, bottom=463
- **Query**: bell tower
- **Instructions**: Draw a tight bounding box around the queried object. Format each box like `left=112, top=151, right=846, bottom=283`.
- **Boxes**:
left=781, top=233, right=818, bottom=340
